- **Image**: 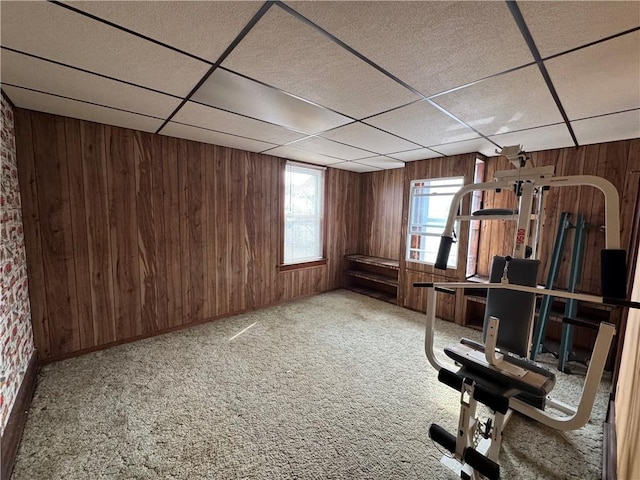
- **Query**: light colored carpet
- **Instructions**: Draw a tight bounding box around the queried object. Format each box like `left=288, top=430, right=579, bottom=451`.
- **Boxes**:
left=12, top=290, right=609, bottom=479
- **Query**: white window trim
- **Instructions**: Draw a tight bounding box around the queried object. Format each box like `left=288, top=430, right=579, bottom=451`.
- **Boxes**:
left=282, top=161, right=326, bottom=266
left=406, top=176, right=464, bottom=268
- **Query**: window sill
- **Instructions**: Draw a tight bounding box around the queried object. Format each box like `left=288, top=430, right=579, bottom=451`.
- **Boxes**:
left=278, top=258, right=327, bottom=272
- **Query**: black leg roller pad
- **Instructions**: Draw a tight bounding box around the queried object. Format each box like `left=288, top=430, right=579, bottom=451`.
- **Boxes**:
left=429, top=423, right=457, bottom=454
left=464, top=447, right=501, bottom=480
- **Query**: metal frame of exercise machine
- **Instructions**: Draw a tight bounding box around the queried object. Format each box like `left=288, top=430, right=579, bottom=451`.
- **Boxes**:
left=416, top=146, right=637, bottom=480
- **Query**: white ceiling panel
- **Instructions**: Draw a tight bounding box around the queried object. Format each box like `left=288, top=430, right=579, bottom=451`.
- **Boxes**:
left=0, top=49, right=181, bottom=119
left=489, top=124, right=574, bottom=156
left=288, top=1, right=534, bottom=96
left=172, top=102, right=307, bottom=146
left=3, top=85, right=163, bottom=133
left=387, top=148, right=443, bottom=162
left=546, top=32, right=640, bottom=121
left=320, top=122, right=420, bottom=155
left=66, top=1, right=263, bottom=63
left=287, top=136, right=373, bottom=161
left=0, top=1, right=209, bottom=97
left=265, top=146, right=341, bottom=166
left=430, top=137, right=497, bottom=158
left=519, top=1, right=640, bottom=58
left=365, top=100, right=479, bottom=146
left=572, top=110, right=640, bottom=146
left=222, top=6, right=419, bottom=119
left=161, top=122, right=276, bottom=153
left=192, top=69, right=351, bottom=134
left=434, top=65, right=563, bottom=136
left=330, top=162, right=380, bottom=173
left=356, top=157, right=405, bottom=170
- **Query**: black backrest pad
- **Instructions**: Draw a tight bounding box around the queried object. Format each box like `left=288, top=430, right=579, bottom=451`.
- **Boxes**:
left=483, top=256, right=540, bottom=357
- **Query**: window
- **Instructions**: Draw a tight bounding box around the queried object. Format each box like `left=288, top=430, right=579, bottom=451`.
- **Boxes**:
left=283, top=162, right=325, bottom=266
left=406, top=177, right=464, bottom=268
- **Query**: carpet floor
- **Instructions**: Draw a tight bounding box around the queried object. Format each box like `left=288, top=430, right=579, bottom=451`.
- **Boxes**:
left=12, top=290, right=609, bottom=479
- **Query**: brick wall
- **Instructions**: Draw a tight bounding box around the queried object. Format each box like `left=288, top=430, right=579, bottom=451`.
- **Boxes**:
left=0, top=95, right=35, bottom=435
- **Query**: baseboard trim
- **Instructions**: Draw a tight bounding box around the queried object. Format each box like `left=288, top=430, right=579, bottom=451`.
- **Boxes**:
left=603, top=399, right=617, bottom=480
left=41, top=288, right=341, bottom=365
left=1, top=352, right=38, bottom=480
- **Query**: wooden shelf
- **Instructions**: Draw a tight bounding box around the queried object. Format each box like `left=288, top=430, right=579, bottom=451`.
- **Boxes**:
left=346, top=269, right=398, bottom=287
left=344, top=254, right=399, bottom=305
left=347, top=285, right=397, bottom=305
left=345, top=254, right=399, bottom=270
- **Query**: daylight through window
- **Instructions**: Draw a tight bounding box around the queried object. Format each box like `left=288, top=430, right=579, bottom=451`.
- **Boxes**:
left=406, top=177, right=464, bottom=268
left=283, top=162, right=325, bottom=265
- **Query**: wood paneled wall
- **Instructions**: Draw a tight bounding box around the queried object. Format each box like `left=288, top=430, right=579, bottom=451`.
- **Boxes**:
left=358, top=168, right=404, bottom=259
left=477, top=140, right=640, bottom=296
left=15, top=109, right=360, bottom=361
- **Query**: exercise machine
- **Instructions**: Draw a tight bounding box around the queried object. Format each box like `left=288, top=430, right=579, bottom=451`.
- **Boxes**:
left=415, top=146, right=639, bottom=479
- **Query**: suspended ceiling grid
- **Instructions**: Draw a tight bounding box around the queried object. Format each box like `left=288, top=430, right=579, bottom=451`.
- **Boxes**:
left=1, top=1, right=639, bottom=172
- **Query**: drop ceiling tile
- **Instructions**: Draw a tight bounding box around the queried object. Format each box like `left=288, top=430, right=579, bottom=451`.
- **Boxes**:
left=489, top=124, right=574, bottom=155
left=0, top=49, right=181, bottom=119
left=330, top=162, right=380, bottom=173
left=572, top=110, right=640, bottom=146
left=66, top=1, right=263, bottom=63
left=172, top=102, right=306, bottom=146
left=222, top=7, right=419, bottom=118
left=287, top=136, right=373, bottom=161
left=288, top=1, right=533, bottom=96
left=356, top=157, right=405, bottom=170
left=434, top=65, right=564, bottom=136
left=365, top=100, right=479, bottom=146
left=519, top=1, right=640, bottom=58
left=320, top=122, right=420, bottom=155
left=430, top=137, right=497, bottom=158
left=266, top=146, right=341, bottom=166
left=161, top=122, right=276, bottom=153
left=192, top=69, right=351, bottom=134
left=0, top=1, right=209, bottom=97
left=3, top=85, right=163, bottom=133
left=545, top=32, right=640, bottom=121
left=387, top=148, right=443, bottom=162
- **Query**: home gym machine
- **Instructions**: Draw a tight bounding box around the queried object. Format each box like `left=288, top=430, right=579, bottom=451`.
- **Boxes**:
left=414, top=146, right=640, bottom=480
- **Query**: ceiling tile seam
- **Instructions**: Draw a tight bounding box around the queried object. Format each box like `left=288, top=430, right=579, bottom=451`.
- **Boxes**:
left=347, top=122, right=424, bottom=149
left=427, top=61, right=537, bottom=100
left=570, top=108, right=640, bottom=123
left=166, top=120, right=277, bottom=147
left=1, top=89, right=17, bottom=109
left=423, top=25, right=640, bottom=101
left=257, top=146, right=342, bottom=165
left=488, top=121, right=566, bottom=138
left=1, top=46, right=183, bottom=100
left=277, top=1, right=516, bottom=150
left=155, top=1, right=276, bottom=135
left=426, top=98, right=502, bottom=149
left=276, top=1, right=426, bottom=99
left=262, top=143, right=356, bottom=163
left=358, top=99, right=424, bottom=122
left=48, top=0, right=213, bottom=65
left=283, top=133, right=391, bottom=158
left=542, top=26, right=640, bottom=63
left=357, top=154, right=408, bottom=164
left=187, top=99, right=317, bottom=137
left=217, top=66, right=358, bottom=122
left=2, top=83, right=166, bottom=121
left=506, top=0, right=578, bottom=147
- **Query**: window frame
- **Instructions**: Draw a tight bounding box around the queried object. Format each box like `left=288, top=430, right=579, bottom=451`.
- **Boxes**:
left=279, top=161, right=328, bottom=272
left=405, top=175, right=465, bottom=269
